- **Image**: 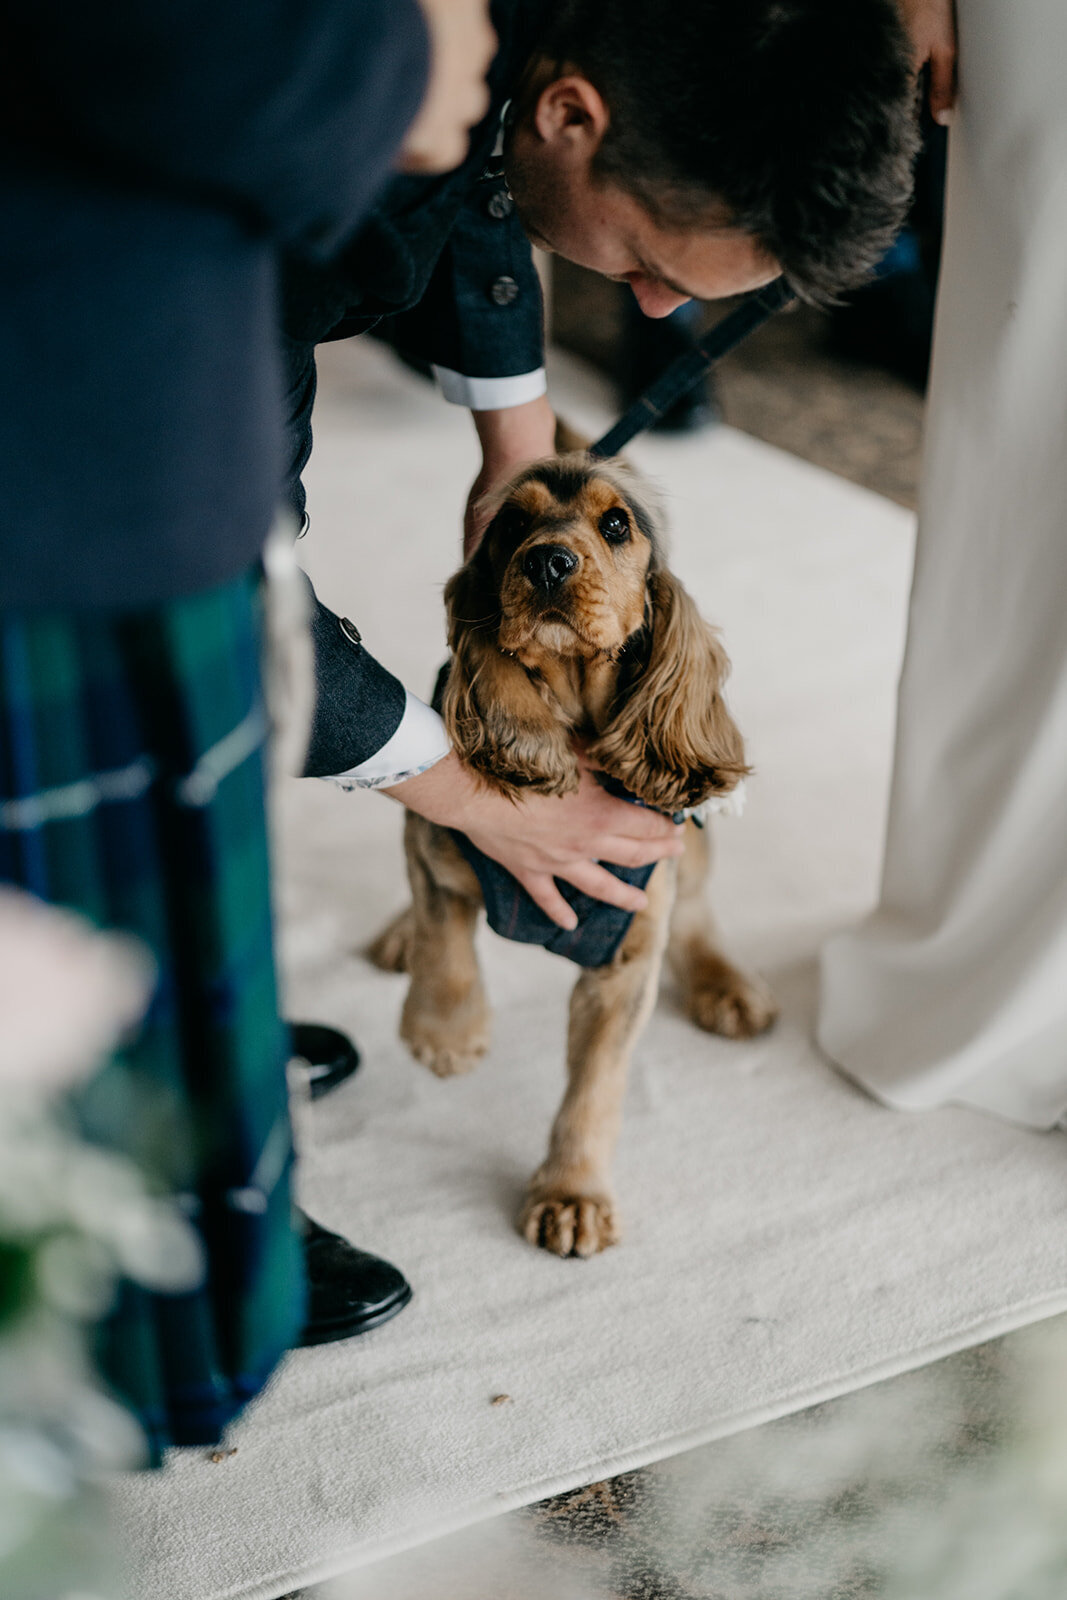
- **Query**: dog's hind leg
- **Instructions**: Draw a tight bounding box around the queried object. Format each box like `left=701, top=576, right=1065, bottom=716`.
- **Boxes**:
left=668, top=820, right=777, bottom=1039
left=400, top=816, right=490, bottom=1078
left=365, top=904, right=416, bottom=973
left=521, top=860, right=674, bottom=1258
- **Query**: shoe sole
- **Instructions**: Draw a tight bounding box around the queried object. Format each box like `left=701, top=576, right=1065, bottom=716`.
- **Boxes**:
left=298, top=1282, right=413, bottom=1347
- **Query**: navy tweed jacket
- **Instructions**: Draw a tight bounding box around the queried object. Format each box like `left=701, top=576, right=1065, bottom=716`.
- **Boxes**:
left=0, top=0, right=427, bottom=612
left=289, top=0, right=554, bottom=777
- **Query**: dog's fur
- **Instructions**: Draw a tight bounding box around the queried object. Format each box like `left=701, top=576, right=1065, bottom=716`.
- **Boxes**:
left=368, top=449, right=776, bottom=1257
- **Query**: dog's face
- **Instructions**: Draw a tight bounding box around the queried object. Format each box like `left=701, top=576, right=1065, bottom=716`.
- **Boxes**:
left=444, top=451, right=748, bottom=811
left=482, top=457, right=658, bottom=664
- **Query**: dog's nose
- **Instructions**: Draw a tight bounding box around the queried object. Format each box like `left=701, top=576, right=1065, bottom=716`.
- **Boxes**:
left=522, top=543, right=578, bottom=594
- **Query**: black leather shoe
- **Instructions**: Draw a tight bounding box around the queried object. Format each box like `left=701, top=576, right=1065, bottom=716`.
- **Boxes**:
left=297, top=1214, right=412, bottom=1346
left=288, top=1022, right=361, bottom=1101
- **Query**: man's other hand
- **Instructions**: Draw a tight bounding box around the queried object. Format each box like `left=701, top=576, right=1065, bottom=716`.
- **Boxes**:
left=400, top=0, right=497, bottom=175
left=897, top=0, right=957, bottom=125
left=464, top=394, right=557, bottom=558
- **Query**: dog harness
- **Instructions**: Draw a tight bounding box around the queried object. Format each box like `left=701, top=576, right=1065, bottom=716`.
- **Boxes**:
left=432, top=666, right=744, bottom=968
left=454, top=780, right=744, bottom=969
left=456, top=833, right=655, bottom=968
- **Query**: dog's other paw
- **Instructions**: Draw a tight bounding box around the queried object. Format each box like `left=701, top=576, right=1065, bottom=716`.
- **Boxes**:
left=689, top=965, right=777, bottom=1040
left=408, top=1037, right=487, bottom=1078
left=400, top=996, right=489, bottom=1078
left=520, top=1188, right=620, bottom=1258
left=365, top=907, right=415, bottom=974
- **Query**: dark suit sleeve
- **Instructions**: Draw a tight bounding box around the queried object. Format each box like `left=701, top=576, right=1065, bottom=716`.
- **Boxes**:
left=301, top=579, right=408, bottom=778
left=2, top=0, right=428, bottom=260
left=298, top=183, right=545, bottom=776
left=387, top=180, right=546, bottom=389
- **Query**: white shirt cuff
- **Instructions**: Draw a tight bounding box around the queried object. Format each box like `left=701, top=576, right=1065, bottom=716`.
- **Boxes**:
left=323, top=691, right=451, bottom=790
left=432, top=365, right=547, bottom=410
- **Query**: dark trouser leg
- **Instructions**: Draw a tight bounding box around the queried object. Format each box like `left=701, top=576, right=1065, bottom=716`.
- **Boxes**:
left=280, top=334, right=319, bottom=524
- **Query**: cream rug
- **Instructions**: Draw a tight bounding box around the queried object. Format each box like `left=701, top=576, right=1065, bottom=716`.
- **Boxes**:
left=111, top=342, right=1067, bottom=1600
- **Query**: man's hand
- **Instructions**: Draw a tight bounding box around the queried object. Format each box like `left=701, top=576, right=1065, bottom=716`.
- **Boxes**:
left=400, top=0, right=497, bottom=175
left=897, top=0, right=957, bottom=125
left=382, top=749, right=685, bottom=929
left=464, top=393, right=557, bottom=558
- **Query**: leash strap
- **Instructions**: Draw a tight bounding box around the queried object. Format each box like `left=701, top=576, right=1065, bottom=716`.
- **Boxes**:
left=589, top=276, right=796, bottom=459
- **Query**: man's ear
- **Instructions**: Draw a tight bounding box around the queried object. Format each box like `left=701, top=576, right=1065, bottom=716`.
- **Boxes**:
left=442, top=556, right=580, bottom=800
left=532, top=72, right=610, bottom=153
left=589, top=570, right=749, bottom=813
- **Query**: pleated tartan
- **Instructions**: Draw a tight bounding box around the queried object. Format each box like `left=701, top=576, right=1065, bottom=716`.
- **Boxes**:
left=0, top=571, right=304, bottom=1461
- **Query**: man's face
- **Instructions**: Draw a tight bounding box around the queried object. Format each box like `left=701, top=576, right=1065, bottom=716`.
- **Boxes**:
left=506, top=74, right=780, bottom=318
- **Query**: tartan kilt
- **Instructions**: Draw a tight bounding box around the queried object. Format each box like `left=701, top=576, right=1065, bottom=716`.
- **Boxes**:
left=0, top=570, right=304, bottom=1462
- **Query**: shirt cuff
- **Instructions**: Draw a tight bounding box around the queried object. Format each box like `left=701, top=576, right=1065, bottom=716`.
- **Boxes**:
left=322, top=690, right=451, bottom=790
left=431, top=366, right=547, bottom=410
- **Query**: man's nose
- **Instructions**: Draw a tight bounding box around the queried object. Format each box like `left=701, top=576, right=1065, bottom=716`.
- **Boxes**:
left=628, top=279, right=692, bottom=318
left=523, top=543, right=579, bottom=594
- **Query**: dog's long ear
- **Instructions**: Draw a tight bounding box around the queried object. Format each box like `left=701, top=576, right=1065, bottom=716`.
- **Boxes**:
left=589, top=569, right=749, bottom=813
left=442, top=555, right=580, bottom=800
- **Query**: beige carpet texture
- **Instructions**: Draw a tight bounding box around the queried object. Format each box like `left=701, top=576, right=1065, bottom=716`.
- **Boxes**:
left=110, top=345, right=1067, bottom=1600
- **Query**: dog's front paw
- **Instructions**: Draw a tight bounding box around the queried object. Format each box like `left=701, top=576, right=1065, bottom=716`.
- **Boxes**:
left=520, top=1186, right=619, bottom=1258
left=689, top=965, right=777, bottom=1039
left=408, top=1037, right=487, bottom=1078
left=400, top=991, right=489, bottom=1078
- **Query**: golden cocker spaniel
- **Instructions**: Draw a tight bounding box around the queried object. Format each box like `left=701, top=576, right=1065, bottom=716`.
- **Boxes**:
left=369, top=450, right=776, bottom=1257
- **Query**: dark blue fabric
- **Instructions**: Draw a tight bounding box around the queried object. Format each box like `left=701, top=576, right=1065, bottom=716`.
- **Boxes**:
left=301, top=577, right=408, bottom=776
left=427, top=661, right=652, bottom=969
left=0, top=0, right=428, bottom=611
left=280, top=0, right=550, bottom=519
left=454, top=832, right=653, bottom=969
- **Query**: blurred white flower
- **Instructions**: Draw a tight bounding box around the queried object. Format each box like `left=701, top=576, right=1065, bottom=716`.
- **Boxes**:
left=35, top=1235, right=116, bottom=1322
left=0, top=893, right=203, bottom=1600
left=0, top=888, right=154, bottom=1092
left=0, top=1103, right=204, bottom=1305
left=0, top=1426, right=77, bottom=1502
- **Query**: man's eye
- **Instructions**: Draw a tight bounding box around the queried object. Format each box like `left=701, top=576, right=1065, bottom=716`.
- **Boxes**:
left=599, top=507, right=631, bottom=544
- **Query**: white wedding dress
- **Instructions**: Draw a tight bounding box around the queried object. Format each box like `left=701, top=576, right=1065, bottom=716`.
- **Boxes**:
left=818, top=0, right=1067, bottom=1130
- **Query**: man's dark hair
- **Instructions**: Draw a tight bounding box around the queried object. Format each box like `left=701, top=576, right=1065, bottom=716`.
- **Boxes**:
left=544, top=0, right=921, bottom=303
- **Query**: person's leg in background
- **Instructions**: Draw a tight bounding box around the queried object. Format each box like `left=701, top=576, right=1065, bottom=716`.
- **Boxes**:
left=276, top=328, right=370, bottom=1099
left=818, top=0, right=1067, bottom=1128
left=275, top=325, right=420, bottom=1335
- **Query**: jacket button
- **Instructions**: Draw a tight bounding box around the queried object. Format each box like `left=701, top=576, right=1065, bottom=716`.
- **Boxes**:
left=489, top=275, right=520, bottom=306
left=339, top=616, right=362, bottom=647
left=486, top=189, right=514, bottom=220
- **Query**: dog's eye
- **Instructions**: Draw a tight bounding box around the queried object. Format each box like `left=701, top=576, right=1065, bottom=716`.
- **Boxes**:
left=489, top=504, right=529, bottom=550
left=599, top=507, right=631, bottom=545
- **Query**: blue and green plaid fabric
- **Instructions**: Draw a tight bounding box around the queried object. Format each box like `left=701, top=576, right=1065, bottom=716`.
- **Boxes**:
left=0, top=572, right=304, bottom=1462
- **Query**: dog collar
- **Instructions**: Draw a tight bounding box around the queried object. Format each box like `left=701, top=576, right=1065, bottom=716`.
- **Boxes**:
left=594, top=771, right=746, bottom=828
